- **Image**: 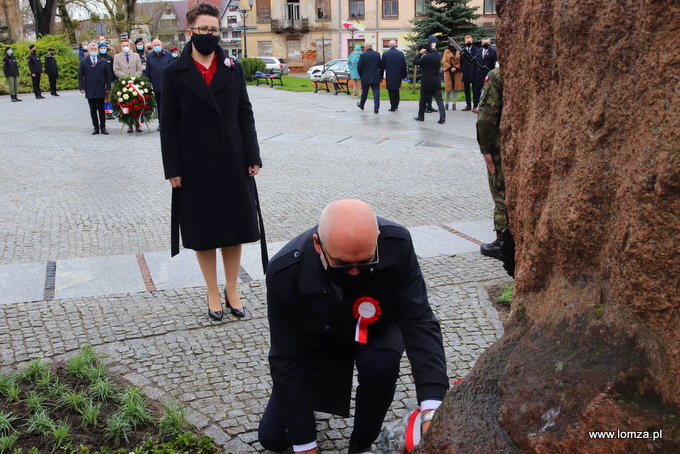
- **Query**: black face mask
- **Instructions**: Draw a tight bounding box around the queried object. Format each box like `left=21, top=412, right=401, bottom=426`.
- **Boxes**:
left=325, top=267, right=373, bottom=292
left=482, top=43, right=491, bottom=49
left=191, top=33, right=220, bottom=56
left=465, top=43, right=472, bottom=47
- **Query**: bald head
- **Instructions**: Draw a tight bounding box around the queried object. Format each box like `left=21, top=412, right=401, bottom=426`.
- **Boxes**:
left=365, top=41, right=373, bottom=49
left=315, top=200, right=379, bottom=268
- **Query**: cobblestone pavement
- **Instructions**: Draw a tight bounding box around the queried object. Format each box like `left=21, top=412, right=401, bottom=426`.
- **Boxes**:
left=0, top=86, right=512, bottom=453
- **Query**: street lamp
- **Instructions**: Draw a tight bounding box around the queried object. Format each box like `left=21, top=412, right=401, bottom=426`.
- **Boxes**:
left=240, top=0, right=254, bottom=58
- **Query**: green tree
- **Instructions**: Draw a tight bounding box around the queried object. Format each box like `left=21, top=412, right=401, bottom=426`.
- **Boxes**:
left=409, top=0, right=482, bottom=49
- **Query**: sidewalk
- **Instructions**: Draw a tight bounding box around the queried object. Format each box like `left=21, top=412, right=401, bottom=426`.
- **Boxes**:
left=0, top=87, right=511, bottom=453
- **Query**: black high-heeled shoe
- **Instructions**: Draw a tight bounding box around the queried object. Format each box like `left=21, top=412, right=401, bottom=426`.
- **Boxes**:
left=224, top=289, right=246, bottom=318
left=207, top=296, right=223, bottom=321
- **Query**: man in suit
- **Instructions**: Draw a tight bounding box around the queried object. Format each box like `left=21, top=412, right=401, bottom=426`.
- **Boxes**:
left=145, top=38, right=174, bottom=131
left=460, top=35, right=479, bottom=112
left=472, top=37, right=497, bottom=114
left=382, top=40, right=407, bottom=112
left=356, top=41, right=384, bottom=114
left=27, top=44, right=44, bottom=99
left=259, top=199, right=449, bottom=454
left=78, top=42, right=112, bottom=135
left=413, top=35, right=446, bottom=124
left=113, top=39, right=143, bottom=79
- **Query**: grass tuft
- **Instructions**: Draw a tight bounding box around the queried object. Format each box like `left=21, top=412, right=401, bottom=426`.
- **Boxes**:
left=0, top=434, right=19, bottom=454
left=157, top=401, right=188, bottom=441
left=103, top=413, right=133, bottom=447
left=0, top=411, right=20, bottom=437
left=25, top=391, right=46, bottom=413
left=25, top=410, right=55, bottom=436
left=497, top=284, right=514, bottom=306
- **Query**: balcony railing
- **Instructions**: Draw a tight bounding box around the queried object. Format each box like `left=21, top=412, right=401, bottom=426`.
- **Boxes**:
left=271, top=18, right=309, bottom=33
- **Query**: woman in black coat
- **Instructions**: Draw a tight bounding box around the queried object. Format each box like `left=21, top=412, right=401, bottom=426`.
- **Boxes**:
left=2, top=47, right=21, bottom=102
left=161, top=1, right=263, bottom=322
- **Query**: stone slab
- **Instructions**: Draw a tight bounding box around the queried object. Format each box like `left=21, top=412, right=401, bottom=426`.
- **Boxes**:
left=54, top=254, right=146, bottom=299
left=444, top=220, right=496, bottom=244
left=240, top=241, right=287, bottom=282
left=0, top=262, right=46, bottom=305
left=409, top=225, right=480, bottom=258
left=143, top=250, right=211, bottom=291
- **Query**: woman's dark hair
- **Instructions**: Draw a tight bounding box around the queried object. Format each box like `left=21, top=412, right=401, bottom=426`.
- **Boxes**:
left=186, top=2, right=220, bottom=28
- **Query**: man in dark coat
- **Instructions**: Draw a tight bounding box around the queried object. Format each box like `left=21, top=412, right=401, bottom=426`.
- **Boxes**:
left=413, top=35, right=446, bottom=124
left=27, top=44, right=44, bottom=99
left=382, top=40, right=407, bottom=112
left=145, top=38, right=174, bottom=130
left=259, top=199, right=449, bottom=454
left=356, top=41, right=384, bottom=114
left=460, top=35, right=479, bottom=112
left=78, top=42, right=112, bottom=135
left=3, top=47, right=22, bottom=102
left=44, top=48, right=59, bottom=96
left=472, top=37, right=497, bottom=113
left=160, top=1, right=263, bottom=321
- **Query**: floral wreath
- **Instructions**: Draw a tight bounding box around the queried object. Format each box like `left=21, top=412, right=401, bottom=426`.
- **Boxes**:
left=111, top=75, right=157, bottom=129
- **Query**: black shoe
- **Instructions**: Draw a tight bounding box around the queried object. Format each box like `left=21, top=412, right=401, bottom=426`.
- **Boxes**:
left=15, top=97, right=22, bottom=102
left=127, top=127, right=133, bottom=133
left=356, top=102, right=364, bottom=110
left=11, top=96, right=17, bottom=102
left=224, top=289, right=245, bottom=318
left=36, top=95, right=45, bottom=99
left=413, top=117, right=424, bottom=121
left=101, top=128, right=109, bottom=135
left=480, top=239, right=503, bottom=260
left=388, top=108, right=397, bottom=112
left=52, top=93, right=59, bottom=96
left=92, top=129, right=100, bottom=135
left=208, top=296, right=223, bottom=321
left=425, top=108, right=437, bottom=113
left=374, top=109, right=379, bottom=114
left=437, top=118, right=446, bottom=124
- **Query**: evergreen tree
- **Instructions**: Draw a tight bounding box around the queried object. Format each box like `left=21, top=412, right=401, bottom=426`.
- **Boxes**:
left=409, top=0, right=483, bottom=48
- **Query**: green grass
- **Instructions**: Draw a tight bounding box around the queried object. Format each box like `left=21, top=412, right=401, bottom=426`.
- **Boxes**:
left=0, top=411, right=19, bottom=436
left=158, top=401, right=189, bottom=441
left=247, top=75, right=465, bottom=102
left=497, top=284, right=514, bottom=306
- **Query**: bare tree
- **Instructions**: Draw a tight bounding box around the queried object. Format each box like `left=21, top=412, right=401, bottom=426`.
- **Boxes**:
left=98, top=0, right=137, bottom=38
left=1, top=0, right=23, bottom=41
left=27, top=0, right=59, bottom=35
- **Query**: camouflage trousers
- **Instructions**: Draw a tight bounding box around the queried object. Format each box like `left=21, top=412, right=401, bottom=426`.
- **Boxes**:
left=487, top=154, right=507, bottom=231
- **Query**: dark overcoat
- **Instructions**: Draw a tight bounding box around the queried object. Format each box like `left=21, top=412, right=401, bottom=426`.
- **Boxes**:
left=413, top=49, right=442, bottom=90
left=146, top=49, right=174, bottom=93
left=382, top=47, right=407, bottom=90
left=357, top=48, right=384, bottom=85
left=460, top=45, right=479, bottom=83
left=45, top=56, right=58, bottom=77
left=27, top=52, right=42, bottom=74
left=161, top=43, right=262, bottom=256
left=77, top=56, right=112, bottom=99
left=265, top=219, right=449, bottom=446
left=473, top=47, right=497, bottom=87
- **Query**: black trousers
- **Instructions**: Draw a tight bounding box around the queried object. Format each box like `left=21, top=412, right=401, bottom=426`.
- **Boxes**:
left=154, top=90, right=163, bottom=124
left=87, top=98, right=106, bottom=130
left=48, top=75, right=58, bottom=95
left=31, top=74, right=42, bottom=97
left=387, top=88, right=400, bottom=110
left=258, top=344, right=401, bottom=451
left=359, top=83, right=381, bottom=112
left=472, top=81, right=482, bottom=108
left=418, top=88, right=445, bottom=121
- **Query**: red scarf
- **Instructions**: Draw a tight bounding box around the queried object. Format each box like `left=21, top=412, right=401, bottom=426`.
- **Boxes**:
left=192, top=53, right=218, bottom=86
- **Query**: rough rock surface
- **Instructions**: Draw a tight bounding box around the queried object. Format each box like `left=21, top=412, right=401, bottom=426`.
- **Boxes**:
left=415, top=0, right=680, bottom=452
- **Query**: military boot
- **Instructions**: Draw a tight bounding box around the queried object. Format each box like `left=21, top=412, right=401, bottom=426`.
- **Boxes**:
left=11, top=95, right=17, bottom=102
left=480, top=231, right=503, bottom=260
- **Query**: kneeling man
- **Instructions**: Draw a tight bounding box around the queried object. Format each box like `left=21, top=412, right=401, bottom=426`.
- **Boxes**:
left=259, top=199, right=449, bottom=454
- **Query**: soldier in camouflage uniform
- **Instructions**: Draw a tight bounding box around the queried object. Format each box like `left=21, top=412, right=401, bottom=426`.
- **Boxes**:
left=476, top=68, right=505, bottom=260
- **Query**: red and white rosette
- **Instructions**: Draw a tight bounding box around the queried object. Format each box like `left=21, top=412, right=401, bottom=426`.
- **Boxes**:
left=405, top=407, right=422, bottom=452
left=352, top=296, right=381, bottom=343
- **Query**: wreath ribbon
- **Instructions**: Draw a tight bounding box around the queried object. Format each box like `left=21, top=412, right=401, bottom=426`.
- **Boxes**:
left=123, top=80, right=147, bottom=128
left=352, top=296, right=381, bottom=343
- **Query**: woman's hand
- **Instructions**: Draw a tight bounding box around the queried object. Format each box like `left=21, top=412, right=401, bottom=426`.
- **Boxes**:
left=248, top=165, right=261, bottom=177
left=169, top=176, right=182, bottom=188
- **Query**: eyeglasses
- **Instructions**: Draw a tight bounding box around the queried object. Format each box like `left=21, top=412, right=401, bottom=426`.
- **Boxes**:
left=318, top=238, right=379, bottom=273
left=190, top=26, right=222, bottom=36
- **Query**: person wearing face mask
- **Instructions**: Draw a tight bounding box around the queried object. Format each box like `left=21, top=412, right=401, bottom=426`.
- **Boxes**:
left=471, top=37, right=497, bottom=114
left=459, top=35, right=479, bottom=112
left=3, top=47, right=22, bottom=102
left=44, top=48, right=59, bottom=96
left=145, top=39, right=173, bottom=131
left=259, top=199, right=448, bottom=454
left=113, top=39, right=144, bottom=131
left=134, top=38, right=147, bottom=74
left=98, top=43, right=115, bottom=119
left=170, top=47, right=179, bottom=59
left=78, top=42, right=113, bottom=135
left=79, top=41, right=89, bottom=60
left=27, top=44, right=45, bottom=99
left=160, top=1, right=265, bottom=322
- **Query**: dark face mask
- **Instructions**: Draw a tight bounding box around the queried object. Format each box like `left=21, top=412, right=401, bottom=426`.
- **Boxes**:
left=325, top=267, right=373, bottom=292
left=191, top=33, right=220, bottom=56
left=465, top=42, right=472, bottom=47
left=482, top=43, right=491, bottom=49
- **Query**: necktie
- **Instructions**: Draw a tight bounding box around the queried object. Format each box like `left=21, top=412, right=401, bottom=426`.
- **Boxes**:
left=483, top=50, right=487, bottom=59
left=91, top=57, right=96, bottom=66
left=126, top=54, right=129, bottom=63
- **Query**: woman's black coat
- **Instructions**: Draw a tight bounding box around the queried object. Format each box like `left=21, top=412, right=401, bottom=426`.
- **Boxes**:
left=3, top=54, right=19, bottom=77
left=161, top=43, right=262, bottom=255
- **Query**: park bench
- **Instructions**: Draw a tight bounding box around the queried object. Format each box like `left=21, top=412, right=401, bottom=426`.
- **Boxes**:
left=255, top=69, right=284, bottom=87
left=312, top=79, right=332, bottom=93
left=332, top=76, right=351, bottom=95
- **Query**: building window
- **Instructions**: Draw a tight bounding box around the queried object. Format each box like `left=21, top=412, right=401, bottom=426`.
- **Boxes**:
left=382, top=39, right=398, bottom=50
left=316, top=0, right=331, bottom=20
left=484, top=0, right=497, bottom=14
left=228, top=5, right=239, bottom=11
left=258, top=40, right=273, bottom=56
left=256, top=0, right=271, bottom=23
left=232, top=31, right=241, bottom=38
left=349, top=0, right=364, bottom=18
left=383, top=0, right=398, bottom=17
left=227, top=16, right=237, bottom=26
left=415, top=0, right=431, bottom=16
left=287, top=0, right=300, bottom=20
